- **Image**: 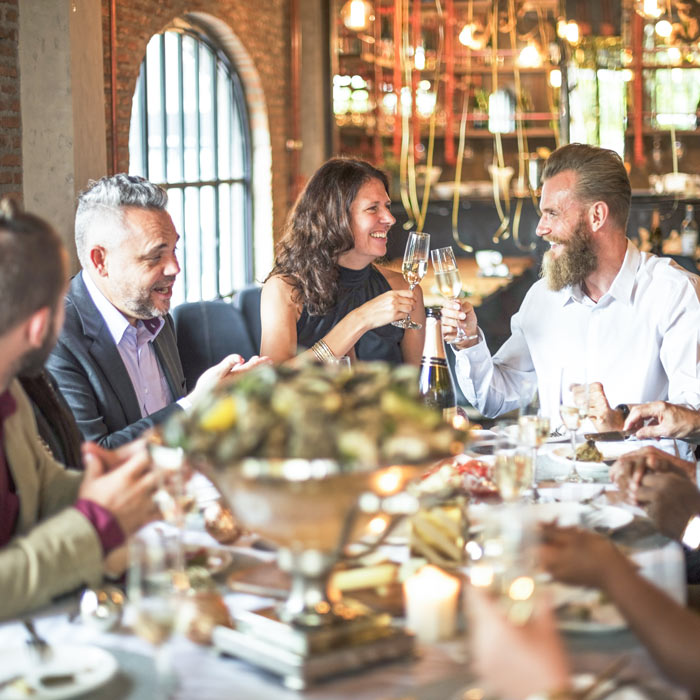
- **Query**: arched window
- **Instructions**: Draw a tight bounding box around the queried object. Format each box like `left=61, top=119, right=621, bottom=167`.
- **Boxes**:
left=129, top=24, right=253, bottom=306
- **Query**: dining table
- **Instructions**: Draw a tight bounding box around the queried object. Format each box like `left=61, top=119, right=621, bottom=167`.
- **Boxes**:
left=0, top=448, right=691, bottom=700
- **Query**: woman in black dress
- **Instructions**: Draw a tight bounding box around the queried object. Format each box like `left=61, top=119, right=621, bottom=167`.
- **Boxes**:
left=261, top=158, right=425, bottom=365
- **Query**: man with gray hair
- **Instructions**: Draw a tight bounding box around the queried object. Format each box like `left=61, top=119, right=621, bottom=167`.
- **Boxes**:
left=441, top=143, right=700, bottom=452
left=48, top=174, right=264, bottom=449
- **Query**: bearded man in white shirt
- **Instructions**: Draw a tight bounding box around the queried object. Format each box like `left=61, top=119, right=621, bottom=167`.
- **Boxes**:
left=441, top=143, right=700, bottom=440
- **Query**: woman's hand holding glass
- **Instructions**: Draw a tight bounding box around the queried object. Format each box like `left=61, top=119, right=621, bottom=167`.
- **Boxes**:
left=357, top=288, right=417, bottom=329
left=392, top=231, right=430, bottom=330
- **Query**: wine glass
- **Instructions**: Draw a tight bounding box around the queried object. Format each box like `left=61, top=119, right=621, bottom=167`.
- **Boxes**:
left=128, top=527, right=187, bottom=698
left=430, top=246, right=466, bottom=342
left=557, top=369, right=591, bottom=483
left=392, top=231, right=430, bottom=329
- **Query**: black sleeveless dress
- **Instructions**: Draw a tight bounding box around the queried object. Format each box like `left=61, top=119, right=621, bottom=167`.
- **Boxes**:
left=296, top=264, right=405, bottom=364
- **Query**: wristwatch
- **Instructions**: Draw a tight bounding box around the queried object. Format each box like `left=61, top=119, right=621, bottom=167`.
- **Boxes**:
left=614, top=403, right=630, bottom=420
left=681, top=514, right=700, bottom=550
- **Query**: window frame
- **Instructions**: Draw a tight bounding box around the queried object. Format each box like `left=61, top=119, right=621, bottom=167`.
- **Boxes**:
left=130, top=24, right=254, bottom=301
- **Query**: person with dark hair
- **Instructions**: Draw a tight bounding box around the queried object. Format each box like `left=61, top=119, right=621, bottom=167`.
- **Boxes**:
left=0, top=197, right=158, bottom=619
left=19, top=369, right=83, bottom=468
left=47, top=174, right=267, bottom=449
left=260, top=157, right=424, bottom=365
left=441, top=143, right=700, bottom=445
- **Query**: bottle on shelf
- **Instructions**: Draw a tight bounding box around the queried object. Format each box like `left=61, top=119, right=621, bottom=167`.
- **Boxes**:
left=649, top=209, right=663, bottom=257
left=680, top=205, right=698, bottom=258
left=418, top=307, right=457, bottom=421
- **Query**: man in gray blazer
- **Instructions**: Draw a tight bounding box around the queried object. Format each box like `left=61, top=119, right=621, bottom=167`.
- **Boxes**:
left=48, top=175, right=263, bottom=449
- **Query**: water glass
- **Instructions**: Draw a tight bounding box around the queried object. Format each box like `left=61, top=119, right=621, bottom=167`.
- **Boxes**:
left=465, top=503, right=538, bottom=626
left=494, top=424, right=532, bottom=502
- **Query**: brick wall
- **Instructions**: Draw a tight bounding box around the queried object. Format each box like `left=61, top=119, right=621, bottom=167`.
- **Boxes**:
left=0, top=0, right=21, bottom=201
left=101, top=0, right=291, bottom=241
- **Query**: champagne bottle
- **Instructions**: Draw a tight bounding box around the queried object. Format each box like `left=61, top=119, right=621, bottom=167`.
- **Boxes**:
left=419, top=307, right=457, bottom=420
left=681, top=204, right=698, bottom=258
left=649, top=209, right=663, bottom=257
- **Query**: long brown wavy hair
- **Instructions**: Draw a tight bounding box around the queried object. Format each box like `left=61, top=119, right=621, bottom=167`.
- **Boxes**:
left=268, top=157, right=390, bottom=315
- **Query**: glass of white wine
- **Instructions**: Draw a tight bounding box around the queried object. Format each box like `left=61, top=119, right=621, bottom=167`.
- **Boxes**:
left=430, top=245, right=467, bottom=342
left=392, top=231, right=430, bottom=329
left=557, top=369, right=591, bottom=483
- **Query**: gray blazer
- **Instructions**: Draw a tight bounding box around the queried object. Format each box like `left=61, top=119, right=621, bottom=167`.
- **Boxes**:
left=47, top=273, right=187, bottom=448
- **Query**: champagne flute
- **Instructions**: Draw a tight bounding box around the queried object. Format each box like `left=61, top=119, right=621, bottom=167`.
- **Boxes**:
left=392, top=231, right=430, bottom=330
left=430, top=246, right=467, bottom=341
left=556, top=369, right=591, bottom=483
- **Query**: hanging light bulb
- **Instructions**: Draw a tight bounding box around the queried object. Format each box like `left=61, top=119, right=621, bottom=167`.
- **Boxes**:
left=655, top=19, right=673, bottom=38
left=458, top=22, right=487, bottom=50
left=414, top=45, right=426, bottom=71
left=634, top=0, right=663, bottom=20
left=549, top=69, right=562, bottom=88
left=341, top=0, right=373, bottom=31
left=517, top=42, right=543, bottom=68
left=667, top=46, right=682, bottom=64
left=556, top=19, right=568, bottom=39
left=565, top=21, right=579, bottom=44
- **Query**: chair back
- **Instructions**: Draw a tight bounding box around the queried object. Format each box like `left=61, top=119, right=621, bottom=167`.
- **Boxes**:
left=172, top=300, right=255, bottom=389
left=232, top=284, right=262, bottom=354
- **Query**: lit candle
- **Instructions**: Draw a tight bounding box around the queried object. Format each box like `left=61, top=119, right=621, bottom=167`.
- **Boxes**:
left=403, top=565, right=460, bottom=643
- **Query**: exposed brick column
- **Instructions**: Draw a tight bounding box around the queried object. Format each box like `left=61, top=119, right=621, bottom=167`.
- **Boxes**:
left=0, top=0, right=21, bottom=201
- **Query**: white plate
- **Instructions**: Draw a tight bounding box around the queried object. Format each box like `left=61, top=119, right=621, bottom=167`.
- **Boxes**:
left=547, top=583, right=627, bottom=634
left=0, top=644, right=117, bottom=699
left=583, top=506, right=634, bottom=533
left=538, top=484, right=606, bottom=502
left=547, top=442, right=644, bottom=465
left=572, top=674, right=649, bottom=699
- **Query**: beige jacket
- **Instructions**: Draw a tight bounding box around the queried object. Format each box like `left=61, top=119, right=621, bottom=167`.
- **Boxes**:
left=0, top=379, right=103, bottom=620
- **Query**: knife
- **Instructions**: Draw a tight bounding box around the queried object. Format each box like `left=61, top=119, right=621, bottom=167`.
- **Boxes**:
left=583, top=429, right=635, bottom=442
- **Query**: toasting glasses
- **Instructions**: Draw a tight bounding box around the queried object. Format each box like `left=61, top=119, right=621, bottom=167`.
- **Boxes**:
left=392, top=231, right=430, bottom=330
left=430, top=246, right=467, bottom=342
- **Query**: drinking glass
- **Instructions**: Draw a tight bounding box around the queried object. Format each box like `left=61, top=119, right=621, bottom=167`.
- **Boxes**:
left=128, top=528, right=187, bottom=698
left=557, top=368, right=591, bottom=483
left=430, top=246, right=466, bottom=341
left=464, top=503, right=538, bottom=625
left=331, top=355, right=351, bottom=370
left=494, top=424, right=533, bottom=502
left=392, top=231, right=430, bottom=329
left=518, top=413, right=550, bottom=498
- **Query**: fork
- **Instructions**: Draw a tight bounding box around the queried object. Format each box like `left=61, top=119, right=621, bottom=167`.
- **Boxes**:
left=23, top=619, right=52, bottom=662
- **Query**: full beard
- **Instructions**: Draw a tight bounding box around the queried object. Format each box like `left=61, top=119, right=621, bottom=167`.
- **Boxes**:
left=122, top=278, right=175, bottom=319
left=540, top=220, right=598, bottom=291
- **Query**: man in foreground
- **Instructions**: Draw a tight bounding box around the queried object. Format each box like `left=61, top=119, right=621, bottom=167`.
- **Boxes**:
left=442, top=144, right=700, bottom=435
left=48, top=174, right=266, bottom=449
left=0, top=198, right=158, bottom=619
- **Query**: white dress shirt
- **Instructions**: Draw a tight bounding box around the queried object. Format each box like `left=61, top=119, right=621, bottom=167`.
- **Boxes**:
left=454, top=241, right=700, bottom=429
left=83, top=271, right=173, bottom=418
